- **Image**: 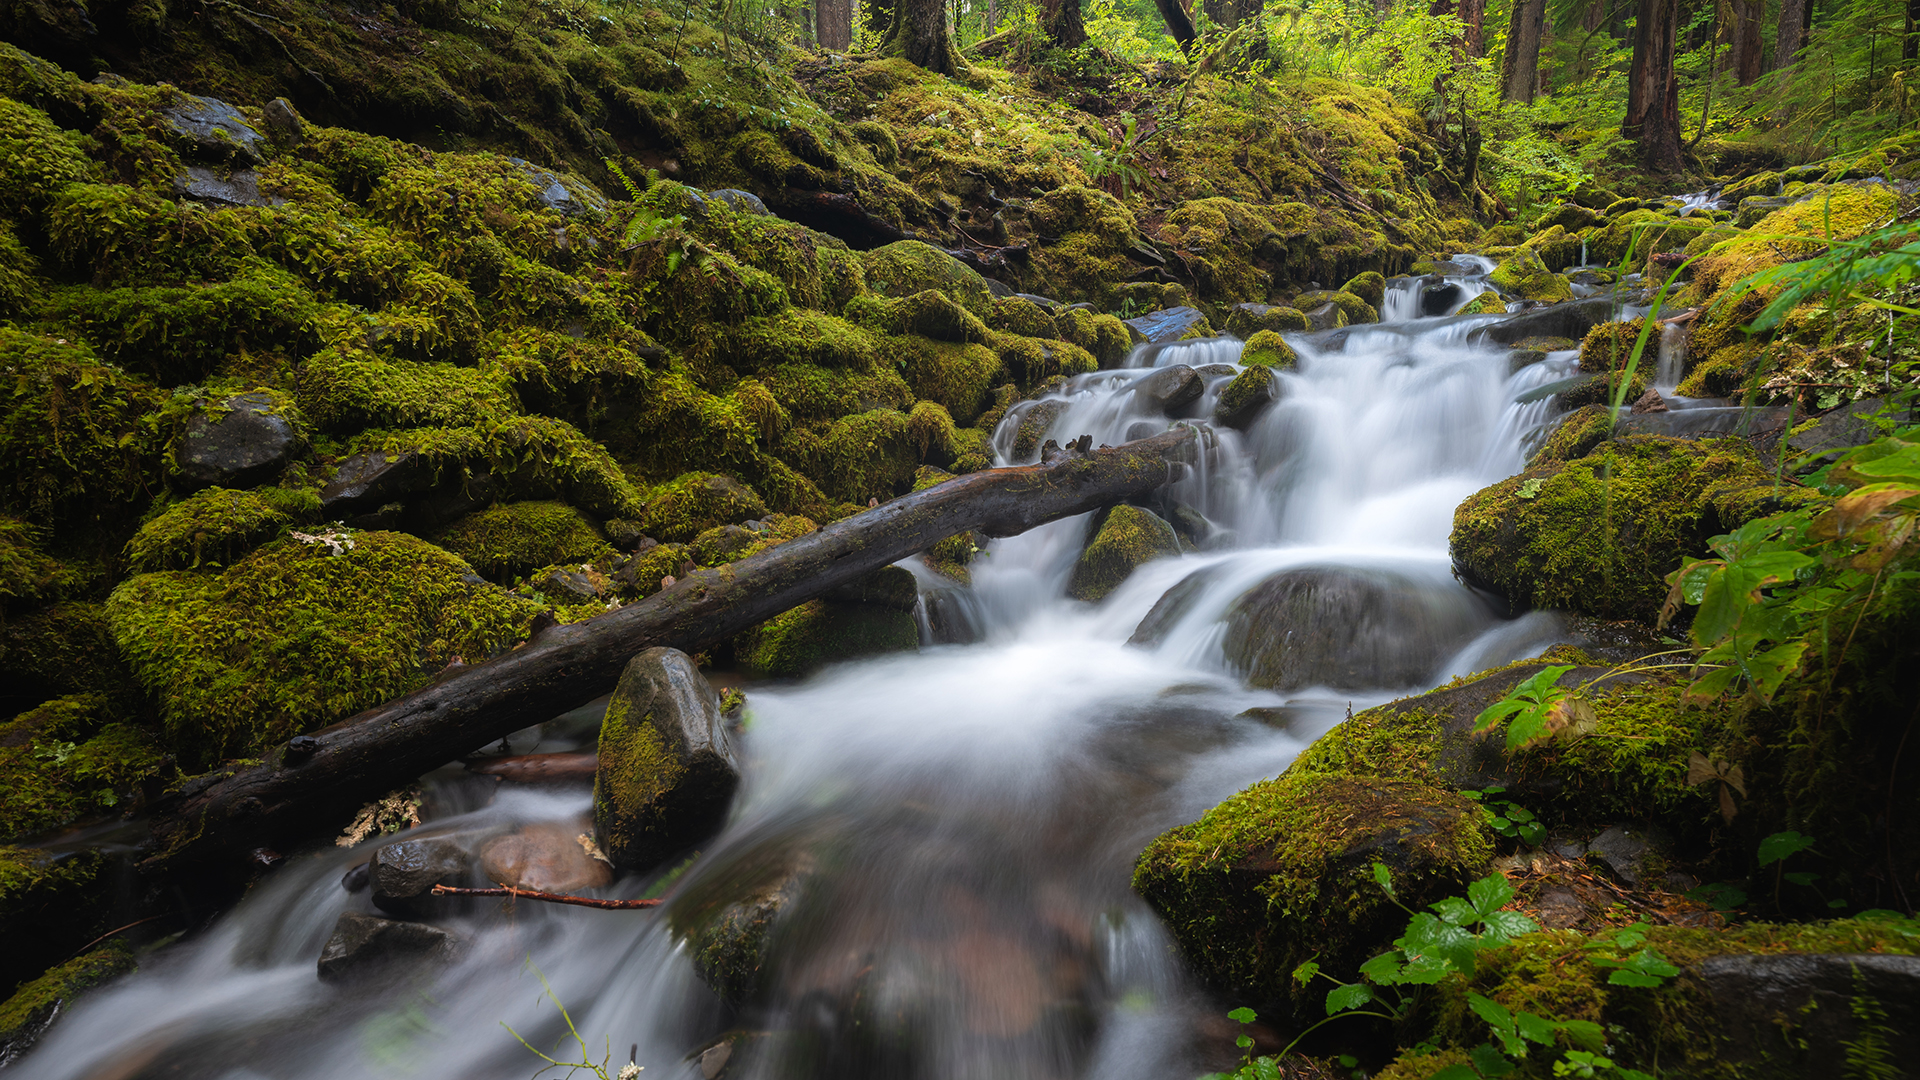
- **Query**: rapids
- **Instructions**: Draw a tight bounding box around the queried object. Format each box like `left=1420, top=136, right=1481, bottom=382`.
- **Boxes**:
left=13, top=275, right=1603, bottom=1080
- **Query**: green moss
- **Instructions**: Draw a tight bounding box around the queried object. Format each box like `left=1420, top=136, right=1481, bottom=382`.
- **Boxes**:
left=0, top=943, right=134, bottom=1049
left=987, top=294, right=1061, bottom=339
left=1676, top=343, right=1765, bottom=398
left=0, top=221, right=39, bottom=318
left=1450, top=436, right=1822, bottom=622
left=430, top=501, right=611, bottom=582
left=1067, top=504, right=1180, bottom=602
left=0, top=329, right=167, bottom=530
left=892, top=337, right=1004, bottom=426
left=0, top=517, right=83, bottom=613
left=46, top=183, right=254, bottom=286
left=1458, top=289, right=1507, bottom=315
left=123, top=487, right=298, bottom=572
left=356, top=415, right=643, bottom=518
left=1578, top=318, right=1651, bottom=374
left=1557, top=368, right=1649, bottom=410
left=906, top=400, right=956, bottom=464
left=733, top=597, right=917, bottom=676
left=106, top=530, right=545, bottom=764
left=0, top=696, right=164, bottom=842
left=1529, top=404, right=1616, bottom=465
left=634, top=472, right=768, bottom=545
left=761, top=361, right=913, bottom=421
left=1292, top=288, right=1379, bottom=324
left=845, top=290, right=991, bottom=344
left=1227, top=305, right=1310, bottom=337
left=0, top=97, right=94, bottom=212
left=0, top=602, right=127, bottom=709
left=700, top=309, right=881, bottom=372
left=1053, top=307, right=1133, bottom=367
left=1214, top=364, right=1277, bottom=427
left=1692, top=184, right=1899, bottom=299
left=988, top=331, right=1095, bottom=391
left=1339, top=270, right=1387, bottom=307
left=1027, top=185, right=1143, bottom=307
left=859, top=240, right=993, bottom=317
left=775, top=408, right=918, bottom=504
left=1239, top=329, right=1297, bottom=369
left=949, top=427, right=994, bottom=473
left=1132, top=770, right=1493, bottom=1003
left=297, top=332, right=517, bottom=434
left=1488, top=246, right=1573, bottom=302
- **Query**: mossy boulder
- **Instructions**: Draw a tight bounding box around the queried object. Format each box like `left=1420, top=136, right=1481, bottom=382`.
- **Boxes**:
left=1054, top=307, right=1134, bottom=367
left=1339, top=270, right=1387, bottom=307
left=1066, top=504, right=1180, bottom=602
left=1132, top=770, right=1493, bottom=1004
left=1458, top=290, right=1506, bottom=315
left=1529, top=404, right=1617, bottom=465
left=777, top=409, right=920, bottom=504
left=1291, top=288, right=1378, bottom=325
left=106, top=530, right=544, bottom=764
left=0, top=329, right=167, bottom=532
left=0, top=695, right=165, bottom=843
left=635, top=473, right=768, bottom=545
left=1239, top=330, right=1298, bottom=369
left=1557, top=369, right=1649, bottom=410
left=1214, top=365, right=1279, bottom=430
left=0, top=943, right=133, bottom=1063
left=706, top=309, right=882, bottom=371
left=1026, top=185, right=1143, bottom=306
left=1488, top=247, right=1573, bottom=302
left=986, top=294, right=1061, bottom=340
left=0, top=844, right=111, bottom=993
left=893, top=337, right=1003, bottom=424
left=859, top=240, right=993, bottom=317
left=733, top=596, right=917, bottom=676
left=988, top=331, right=1097, bottom=392
left=430, top=500, right=611, bottom=582
left=1578, top=317, right=1651, bottom=374
left=593, top=647, right=740, bottom=873
left=1226, top=303, right=1310, bottom=337
left=1450, top=436, right=1820, bottom=622
left=1688, top=183, right=1899, bottom=299
left=123, top=487, right=314, bottom=573
left=844, top=290, right=990, bottom=344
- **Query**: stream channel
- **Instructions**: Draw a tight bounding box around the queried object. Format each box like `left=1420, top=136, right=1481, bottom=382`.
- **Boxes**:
left=18, top=269, right=1620, bottom=1080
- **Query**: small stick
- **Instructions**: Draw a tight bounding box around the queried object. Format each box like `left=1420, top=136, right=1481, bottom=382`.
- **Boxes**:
left=431, top=884, right=662, bottom=909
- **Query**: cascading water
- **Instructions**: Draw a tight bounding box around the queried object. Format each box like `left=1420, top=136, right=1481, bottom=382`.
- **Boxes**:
left=14, top=290, right=1585, bottom=1080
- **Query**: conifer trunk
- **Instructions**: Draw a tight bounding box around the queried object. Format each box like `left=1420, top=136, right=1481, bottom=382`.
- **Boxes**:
left=1044, top=0, right=1088, bottom=48
left=1730, top=0, right=1764, bottom=83
left=1624, top=0, right=1684, bottom=172
left=1153, top=0, right=1198, bottom=52
left=820, top=0, right=853, bottom=48
left=880, top=0, right=966, bottom=73
left=1500, top=0, right=1545, bottom=102
left=1775, top=0, right=1808, bottom=70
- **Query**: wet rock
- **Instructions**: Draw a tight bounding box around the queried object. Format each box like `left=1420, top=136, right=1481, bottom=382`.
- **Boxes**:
left=1225, top=303, right=1309, bottom=337
left=1123, top=305, right=1210, bottom=344
left=699, top=1042, right=733, bottom=1079
left=509, top=158, right=609, bottom=218
left=1787, top=396, right=1915, bottom=465
left=1421, top=280, right=1464, bottom=316
left=173, top=165, right=269, bottom=207
left=535, top=566, right=602, bottom=602
left=1541, top=203, right=1600, bottom=232
left=594, top=648, right=741, bottom=872
left=1123, top=420, right=1163, bottom=443
left=369, top=835, right=472, bottom=917
left=1213, top=365, right=1277, bottom=430
left=161, top=94, right=264, bottom=163
left=341, top=862, right=369, bottom=893
left=1565, top=268, right=1617, bottom=288
left=1469, top=296, right=1618, bottom=346
left=319, top=450, right=436, bottom=515
left=1506, top=348, right=1547, bottom=374
left=1128, top=364, right=1203, bottom=415
left=1735, top=195, right=1792, bottom=227
left=1458, top=290, right=1508, bottom=315
left=317, top=912, right=464, bottom=982
left=1009, top=399, right=1068, bottom=460
left=1301, top=301, right=1347, bottom=331
left=824, top=565, right=918, bottom=611
left=1067, top=504, right=1180, bottom=602
left=1584, top=824, right=1664, bottom=886
left=261, top=97, right=303, bottom=147
left=671, top=849, right=810, bottom=1008
left=478, top=821, right=613, bottom=894
left=1013, top=292, right=1063, bottom=311
left=174, top=391, right=300, bottom=491
left=689, top=524, right=758, bottom=567
left=1688, top=953, right=1920, bottom=1069
left=982, top=277, right=1013, bottom=297
left=1222, top=566, right=1491, bottom=690
left=1489, top=247, right=1573, bottom=302
left=1628, top=387, right=1669, bottom=414
left=706, top=188, right=769, bottom=216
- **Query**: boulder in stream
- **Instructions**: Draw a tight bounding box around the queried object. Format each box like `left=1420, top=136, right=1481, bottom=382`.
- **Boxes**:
left=1488, top=247, right=1573, bottom=302
left=1128, top=364, right=1203, bottom=416
left=1212, top=365, right=1278, bottom=430
left=317, top=912, right=465, bottom=982
left=1220, top=566, right=1492, bottom=690
left=370, top=835, right=472, bottom=917
left=1225, top=303, right=1309, bottom=336
left=478, top=820, right=614, bottom=894
left=1122, top=305, right=1211, bottom=344
left=1067, top=504, right=1181, bottom=602
left=594, top=647, right=741, bottom=873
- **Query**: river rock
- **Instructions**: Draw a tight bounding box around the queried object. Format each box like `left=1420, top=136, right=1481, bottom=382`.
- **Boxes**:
left=1420, top=281, right=1464, bottom=316
left=1123, top=305, right=1210, bottom=344
left=1787, top=396, right=1915, bottom=465
left=173, top=391, right=300, bottom=491
left=534, top=566, right=602, bottom=602
left=369, top=836, right=472, bottom=917
left=1128, top=364, right=1202, bottom=415
left=1300, top=301, right=1347, bottom=331
left=173, top=165, right=269, bottom=207
left=1221, top=566, right=1491, bottom=690
left=670, top=849, right=811, bottom=1007
left=1010, top=399, right=1068, bottom=460
left=594, top=647, right=741, bottom=872
left=1225, top=303, right=1309, bottom=336
left=161, top=93, right=264, bottom=163
left=478, top=821, right=613, bottom=894
left=1212, top=365, right=1277, bottom=430
left=824, top=565, right=918, bottom=610
left=317, top=912, right=465, bottom=982
left=1469, top=296, right=1619, bottom=347
left=1687, top=953, right=1920, bottom=1069
left=1067, top=504, right=1180, bottom=602
left=319, top=450, right=436, bottom=515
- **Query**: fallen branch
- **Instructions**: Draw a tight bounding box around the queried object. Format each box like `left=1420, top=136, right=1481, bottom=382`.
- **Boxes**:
left=431, top=884, right=662, bottom=910
left=146, top=429, right=1197, bottom=868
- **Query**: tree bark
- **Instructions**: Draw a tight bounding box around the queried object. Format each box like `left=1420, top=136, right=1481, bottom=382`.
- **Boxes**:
left=1774, top=0, right=1808, bottom=71
left=1044, top=0, right=1088, bottom=48
left=1457, top=0, right=1486, bottom=55
left=1500, top=0, right=1545, bottom=102
left=1729, top=0, right=1764, bottom=83
left=862, top=0, right=894, bottom=43
left=880, top=0, right=965, bottom=73
left=1907, top=0, right=1919, bottom=62
left=1624, top=0, right=1683, bottom=173
left=145, top=430, right=1200, bottom=868
left=820, top=0, right=853, bottom=48
left=1153, top=0, right=1198, bottom=52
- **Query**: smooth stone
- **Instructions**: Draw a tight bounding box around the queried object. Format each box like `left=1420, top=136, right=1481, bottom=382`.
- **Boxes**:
left=1469, top=296, right=1619, bottom=347
left=173, top=165, right=270, bottom=207
left=1420, top=281, right=1464, bottom=316
left=1688, top=953, right=1920, bottom=1066
left=1012, top=292, right=1062, bottom=311
left=535, top=567, right=602, bottom=603
left=161, top=93, right=264, bottom=163
left=1123, top=305, right=1209, bottom=344
left=1584, top=823, right=1662, bottom=886
left=1009, top=399, right=1068, bottom=460
left=1128, top=364, right=1203, bottom=415
left=477, top=821, right=613, bottom=894
left=369, top=835, right=471, bottom=917
left=261, top=97, right=303, bottom=146
left=317, top=912, right=464, bottom=982
left=594, top=648, right=741, bottom=872
left=1301, top=301, right=1347, bottom=331
left=319, top=450, right=435, bottom=514
left=174, top=391, right=299, bottom=491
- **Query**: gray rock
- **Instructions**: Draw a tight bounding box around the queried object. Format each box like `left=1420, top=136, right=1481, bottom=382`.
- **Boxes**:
left=1009, top=399, right=1069, bottom=460
left=594, top=648, right=741, bottom=871
left=1123, top=420, right=1163, bottom=443
left=1123, top=305, right=1209, bottom=344
left=174, top=391, right=300, bottom=491
left=1012, top=292, right=1063, bottom=311
left=173, top=165, right=270, bottom=208
left=317, top=912, right=464, bottom=982
left=162, top=94, right=264, bottom=163
left=669, top=848, right=809, bottom=1008
left=706, top=188, right=769, bottom=216
left=1469, top=296, right=1619, bottom=347
left=1688, top=953, right=1920, bottom=1069
left=824, top=565, right=918, bottom=611
left=508, top=158, right=609, bottom=219
left=1584, top=823, right=1662, bottom=885
left=1617, top=406, right=1793, bottom=441
left=1421, top=281, right=1464, bottom=316
left=981, top=277, right=1013, bottom=298
left=536, top=567, right=602, bottom=603
left=261, top=97, right=303, bottom=147
left=369, top=836, right=472, bottom=917
left=1301, top=302, right=1347, bottom=331
left=1128, top=364, right=1203, bottom=415
left=1787, top=396, right=1913, bottom=465
left=319, top=450, right=435, bottom=514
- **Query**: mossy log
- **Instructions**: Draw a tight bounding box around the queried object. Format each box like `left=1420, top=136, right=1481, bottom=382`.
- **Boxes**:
left=146, top=429, right=1198, bottom=868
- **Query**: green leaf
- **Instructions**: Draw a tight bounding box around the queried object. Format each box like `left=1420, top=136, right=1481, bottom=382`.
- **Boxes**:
left=1559, top=1019, right=1607, bottom=1051
left=1372, top=860, right=1396, bottom=898
left=1290, top=960, right=1321, bottom=986
left=1469, top=873, right=1516, bottom=918
left=1358, top=951, right=1404, bottom=983
left=1505, top=708, right=1549, bottom=752
left=1471, top=698, right=1526, bottom=734
left=1325, top=982, right=1374, bottom=1015
left=1757, top=830, right=1816, bottom=866
left=1783, top=871, right=1820, bottom=886
left=1227, top=1006, right=1257, bottom=1024
left=1432, top=897, right=1479, bottom=926
left=1513, top=1009, right=1556, bottom=1044
left=1606, top=969, right=1666, bottom=987
left=1481, top=910, right=1543, bottom=940
left=1467, top=992, right=1514, bottom=1032
left=1470, top=1039, right=1519, bottom=1075
left=1429, top=1066, right=1481, bottom=1080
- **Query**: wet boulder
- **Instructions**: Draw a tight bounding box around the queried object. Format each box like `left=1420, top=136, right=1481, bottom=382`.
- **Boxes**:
left=733, top=594, right=918, bottom=676
left=1221, top=566, right=1491, bottom=691
left=1123, top=305, right=1212, bottom=344
left=161, top=93, right=264, bottom=163
left=318, top=450, right=435, bottom=516
left=370, top=835, right=472, bottom=917
left=509, top=159, right=610, bottom=219
left=1457, top=290, right=1507, bottom=315
left=1009, top=399, right=1069, bottom=460
left=1239, top=330, right=1297, bottom=370
left=317, top=912, right=465, bottom=982
left=1067, top=504, right=1181, bottom=602
left=1212, top=366, right=1278, bottom=430
left=1420, top=280, right=1464, bottom=316
left=173, top=166, right=269, bottom=208
left=670, top=847, right=811, bottom=1007
left=1488, top=247, right=1573, bottom=302
left=1686, top=953, right=1920, bottom=1071
left=174, top=391, right=301, bottom=491
left=1292, top=289, right=1377, bottom=325
left=1225, top=303, right=1309, bottom=337
left=1300, top=301, right=1348, bottom=331
left=478, top=821, right=614, bottom=894
left=1469, top=296, right=1618, bottom=346
left=1128, top=364, right=1203, bottom=415
left=261, top=97, right=303, bottom=147
left=636, top=473, right=767, bottom=544
left=1339, top=271, right=1387, bottom=308
left=594, top=647, right=742, bottom=872
left=707, top=188, right=770, bottom=216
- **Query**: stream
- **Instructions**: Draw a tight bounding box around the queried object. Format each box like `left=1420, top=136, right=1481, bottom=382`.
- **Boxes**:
left=13, top=268, right=1598, bottom=1080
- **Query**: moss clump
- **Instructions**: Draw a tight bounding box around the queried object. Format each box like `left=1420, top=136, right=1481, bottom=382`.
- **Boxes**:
left=1676, top=344, right=1764, bottom=398
left=1026, top=185, right=1143, bottom=307
left=123, top=487, right=310, bottom=572
left=430, top=501, right=611, bottom=582
left=1214, top=365, right=1278, bottom=429
left=0, top=517, right=87, bottom=612
left=1339, top=270, right=1387, bottom=307
left=1133, top=770, right=1493, bottom=1003
left=775, top=409, right=919, bottom=504
left=0, top=97, right=95, bottom=211
left=0, top=943, right=134, bottom=1053
left=989, top=331, right=1098, bottom=391
left=845, top=290, right=990, bottom=344
left=987, top=295, right=1061, bottom=340
left=46, top=263, right=322, bottom=384
left=949, top=427, right=994, bottom=473
left=355, top=415, right=644, bottom=519
left=0, top=330, right=166, bottom=529
left=0, top=844, right=109, bottom=991
left=297, top=334, right=517, bottom=433
left=0, top=695, right=165, bottom=842
left=891, top=338, right=1004, bottom=426
left=1489, top=246, right=1573, bottom=302
left=1226, top=304, right=1310, bottom=337
left=761, top=362, right=913, bottom=422
left=1158, top=197, right=1283, bottom=302
left=1067, top=504, right=1180, bottom=602
left=0, top=603, right=126, bottom=715
left=733, top=598, right=917, bottom=676
left=1292, top=288, right=1378, bottom=325
left=1458, top=290, right=1507, bottom=315
left=1054, top=307, right=1134, bottom=367
left=1578, top=318, right=1651, bottom=374
left=859, top=240, right=994, bottom=317
left=1239, top=330, right=1298, bottom=369
left=1557, top=369, right=1648, bottom=410
left=704, top=309, right=881, bottom=372
left=635, top=473, right=768, bottom=545
left=906, top=401, right=957, bottom=464
left=1451, top=436, right=1821, bottom=622
left=106, top=530, right=544, bottom=764
left=1689, top=184, right=1899, bottom=298
left=1529, top=405, right=1617, bottom=465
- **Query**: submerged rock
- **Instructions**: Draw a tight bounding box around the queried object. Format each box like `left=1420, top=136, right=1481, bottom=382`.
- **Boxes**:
left=1221, top=566, right=1490, bottom=690
left=1470, top=296, right=1618, bottom=346
left=478, top=821, right=613, bottom=894
left=1067, top=504, right=1180, bottom=602
left=317, top=912, right=464, bottom=982
left=594, top=648, right=741, bottom=872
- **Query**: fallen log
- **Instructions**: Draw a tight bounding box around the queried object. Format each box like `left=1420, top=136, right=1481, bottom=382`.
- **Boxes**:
left=146, top=429, right=1197, bottom=867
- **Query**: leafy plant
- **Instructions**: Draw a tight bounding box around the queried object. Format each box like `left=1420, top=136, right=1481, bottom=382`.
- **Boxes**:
left=1461, top=786, right=1547, bottom=846
left=503, top=957, right=642, bottom=1080
left=1471, top=664, right=1596, bottom=753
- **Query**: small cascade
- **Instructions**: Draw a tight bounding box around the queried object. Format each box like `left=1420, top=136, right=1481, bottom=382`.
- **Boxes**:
left=1672, top=189, right=1723, bottom=217
left=1653, top=318, right=1688, bottom=391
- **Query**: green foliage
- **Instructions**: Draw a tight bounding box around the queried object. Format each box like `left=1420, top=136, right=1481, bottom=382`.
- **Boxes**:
left=1459, top=786, right=1545, bottom=846
left=123, top=487, right=306, bottom=572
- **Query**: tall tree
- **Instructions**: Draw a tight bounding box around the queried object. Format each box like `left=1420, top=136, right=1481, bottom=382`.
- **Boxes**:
left=1624, top=0, right=1684, bottom=172
left=1729, top=0, right=1764, bottom=83
left=1428, top=0, right=1486, bottom=54
left=1045, top=0, right=1088, bottom=47
left=1500, top=0, right=1545, bottom=101
left=1906, top=0, right=1919, bottom=61
left=880, top=0, right=966, bottom=72
left=1153, top=0, right=1199, bottom=51
left=819, top=0, right=852, bottom=47
left=1775, top=0, right=1808, bottom=70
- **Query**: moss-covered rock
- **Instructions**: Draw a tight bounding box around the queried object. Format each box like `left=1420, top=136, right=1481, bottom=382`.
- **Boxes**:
left=1450, top=436, right=1820, bottom=622
left=893, top=337, right=1003, bottom=425
left=123, top=487, right=314, bottom=572
left=1338, top=270, right=1387, bottom=307
left=1066, top=504, right=1180, bottom=602
left=845, top=290, right=990, bottom=344
left=1225, top=303, right=1310, bottom=337
left=1291, top=288, right=1378, bottom=325
left=1529, top=404, right=1617, bottom=465
left=1458, top=289, right=1506, bottom=315
left=1488, top=246, right=1573, bottom=302
left=1557, top=368, right=1648, bottom=410
left=777, top=409, right=919, bottom=504
left=593, top=647, right=739, bottom=873
left=1027, top=185, right=1143, bottom=307
left=0, top=944, right=134, bottom=1062
left=106, top=530, right=544, bottom=764
left=430, top=501, right=611, bottom=582
left=733, top=597, right=917, bottom=676
left=986, top=294, right=1061, bottom=340
left=859, top=240, right=994, bottom=317
left=703, top=309, right=882, bottom=372
left=0, top=844, right=110, bottom=993
left=1578, top=317, right=1651, bottom=374
left=0, top=695, right=165, bottom=843
left=761, top=361, right=914, bottom=422
left=634, top=473, right=768, bottom=545
left=1214, top=365, right=1279, bottom=430
left=1239, top=330, right=1297, bottom=369
left=1054, top=307, right=1134, bottom=367
left=0, top=330, right=167, bottom=532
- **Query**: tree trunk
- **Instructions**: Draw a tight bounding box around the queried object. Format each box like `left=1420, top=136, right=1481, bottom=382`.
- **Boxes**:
left=1153, top=0, right=1198, bottom=52
left=1458, top=0, right=1486, bottom=55
left=144, top=430, right=1200, bottom=868
left=863, top=0, right=894, bottom=42
left=820, top=0, right=853, bottom=48
left=793, top=0, right=817, bottom=43
left=880, top=0, right=965, bottom=73
left=986, top=0, right=998, bottom=34
left=1044, top=0, right=1087, bottom=47
left=1624, top=0, right=1683, bottom=173
left=1906, top=0, right=1919, bottom=62
left=1500, top=0, right=1544, bottom=102
left=1774, top=0, right=1807, bottom=70
left=1730, top=0, right=1764, bottom=83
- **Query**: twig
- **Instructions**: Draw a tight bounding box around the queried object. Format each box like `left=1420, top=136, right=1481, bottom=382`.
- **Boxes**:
left=68, top=915, right=170, bottom=959
left=432, top=884, right=662, bottom=909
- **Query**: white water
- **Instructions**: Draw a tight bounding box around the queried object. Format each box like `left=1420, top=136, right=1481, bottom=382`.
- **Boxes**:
left=14, top=298, right=1580, bottom=1080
